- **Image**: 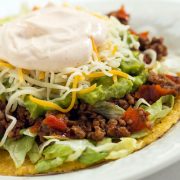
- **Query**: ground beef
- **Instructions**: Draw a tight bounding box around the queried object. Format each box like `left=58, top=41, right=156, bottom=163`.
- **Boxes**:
left=38, top=104, right=132, bottom=142
left=143, top=53, right=152, bottom=64
left=0, top=101, right=7, bottom=135
left=148, top=71, right=180, bottom=95
left=139, top=36, right=168, bottom=60
left=107, top=6, right=129, bottom=25
left=7, top=106, right=36, bottom=138
left=111, top=94, right=135, bottom=110
left=1, top=72, right=179, bottom=142
left=106, top=118, right=130, bottom=137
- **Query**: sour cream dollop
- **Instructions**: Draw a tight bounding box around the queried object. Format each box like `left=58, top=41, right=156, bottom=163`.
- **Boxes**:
left=0, top=5, right=107, bottom=72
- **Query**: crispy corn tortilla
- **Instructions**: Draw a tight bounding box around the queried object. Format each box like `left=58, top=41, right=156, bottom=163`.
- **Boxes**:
left=0, top=97, right=179, bottom=176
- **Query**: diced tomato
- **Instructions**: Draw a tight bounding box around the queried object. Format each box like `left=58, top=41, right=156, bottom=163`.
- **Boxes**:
left=129, top=29, right=138, bottom=35
left=135, top=85, right=175, bottom=103
left=43, top=115, right=67, bottom=131
left=139, top=31, right=149, bottom=40
left=29, top=121, right=41, bottom=134
left=165, top=75, right=180, bottom=84
left=123, top=107, right=150, bottom=132
left=117, top=5, right=129, bottom=20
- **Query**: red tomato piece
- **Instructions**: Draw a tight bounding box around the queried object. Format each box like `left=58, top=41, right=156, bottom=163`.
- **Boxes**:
left=123, top=107, right=149, bottom=132
left=135, top=85, right=175, bottom=103
left=43, top=115, right=67, bottom=131
left=117, top=5, right=129, bottom=20
left=165, top=75, right=180, bottom=84
left=139, top=31, right=149, bottom=40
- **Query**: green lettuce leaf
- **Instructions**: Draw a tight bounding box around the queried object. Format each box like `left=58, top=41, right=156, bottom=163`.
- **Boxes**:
left=43, top=144, right=74, bottom=160
left=93, top=101, right=125, bottom=119
left=35, top=157, right=64, bottom=173
left=131, top=130, right=149, bottom=139
left=105, top=138, right=141, bottom=160
left=145, top=95, right=174, bottom=122
left=20, top=128, right=37, bottom=137
left=78, top=148, right=108, bottom=165
left=34, top=138, right=140, bottom=173
left=3, top=136, right=34, bottom=168
left=24, top=95, right=71, bottom=119
left=28, top=142, right=41, bottom=163
left=24, top=97, right=46, bottom=119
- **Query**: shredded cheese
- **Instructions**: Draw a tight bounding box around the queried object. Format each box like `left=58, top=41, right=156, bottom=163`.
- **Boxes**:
left=29, top=76, right=79, bottom=113
left=113, top=75, right=118, bottom=83
left=39, top=71, right=45, bottom=80
left=0, top=14, right=143, bottom=146
left=78, top=83, right=97, bottom=95
left=17, top=68, right=24, bottom=83
left=87, top=72, right=105, bottom=78
left=0, top=62, right=14, bottom=69
left=90, top=36, right=99, bottom=60
left=109, top=70, right=129, bottom=79
left=87, top=70, right=129, bottom=79
left=112, top=45, right=118, bottom=55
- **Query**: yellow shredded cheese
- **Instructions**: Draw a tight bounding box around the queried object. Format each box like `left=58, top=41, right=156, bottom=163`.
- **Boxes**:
left=109, top=70, right=129, bottom=79
left=87, top=72, right=105, bottom=78
left=87, top=70, right=129, bottom=79
left=78, top=84, right=97, bottom=95
left=17, top=69, right=24, bottom=83
left=39, top=72, right=45, bottom=80
left=0, top=61, right=14, bottom=69
left=113, top=75, right=118, bottom=83
left=90, top=36, right=99, bottom=60
left=29, top=76, right=79, bottom=113
left=112, top=45, right=118, bottom=55
left=91, top=12, right=108, bottom=20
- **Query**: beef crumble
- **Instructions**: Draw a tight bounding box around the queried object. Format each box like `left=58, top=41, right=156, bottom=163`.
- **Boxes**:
left=148, top=71, right=180, bottom=94
left=107, top=6, right=130, bottom=25
left=139, top=37, right=168, bottom=60
left=38, top=104, right=131, bottom=142
left=0, top=72, right=179, bottom=142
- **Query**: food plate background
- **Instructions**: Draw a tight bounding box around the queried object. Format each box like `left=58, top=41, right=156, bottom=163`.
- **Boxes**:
left=0, top=0, right=180, bottom=179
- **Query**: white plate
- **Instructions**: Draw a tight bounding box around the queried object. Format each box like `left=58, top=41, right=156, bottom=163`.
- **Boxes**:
left=0, top=0, right=180, bottom=179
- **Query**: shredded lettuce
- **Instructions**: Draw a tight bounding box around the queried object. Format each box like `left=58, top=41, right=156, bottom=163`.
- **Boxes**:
left=131, top=130, right=149, bottom=139
left=35, top=157, right=64, bottom=173
left=78, top=148, right=108, bottom=165
left=24, top=95, right=71, bottom=119
left=24, top=97, right=47, bottom=119
left=3, top=136, right=34, bottom=168
left=145, top=95, right=174, bottom=122
left=33, top=138, right=140, bottom=172
left=20, top=128, right=37, bottom=137
left=135, top=98, right=151, bottom=108
left=93, top=101, right=125, bottom=119
left=28, top=142, right=41, bottom=163
left=43, top=144, right=74, bottom=160
left=105, top=138, right=141, bottom=159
